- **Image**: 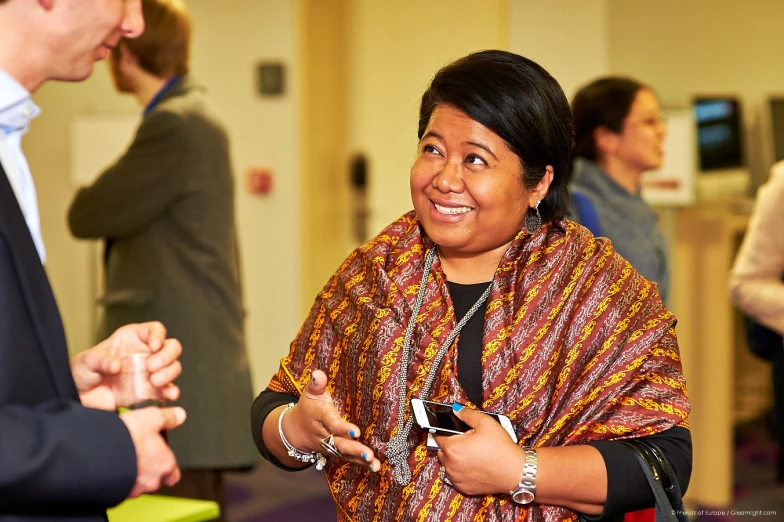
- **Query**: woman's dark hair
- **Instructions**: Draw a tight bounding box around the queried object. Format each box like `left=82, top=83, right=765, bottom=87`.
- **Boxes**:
left=418, top=50, right=574, bottom=223
left=571, top=76, right=645, bottom=162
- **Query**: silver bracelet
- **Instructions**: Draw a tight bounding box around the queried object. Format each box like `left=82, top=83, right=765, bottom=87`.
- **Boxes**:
left=278, top=402, right=326, bottom=470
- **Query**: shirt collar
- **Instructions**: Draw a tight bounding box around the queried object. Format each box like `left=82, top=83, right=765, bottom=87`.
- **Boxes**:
left=0, top=69, right=40, bottom=134
left=572, top=158, right=643, bottom=198
left=143, top=74, right=182, bottom=117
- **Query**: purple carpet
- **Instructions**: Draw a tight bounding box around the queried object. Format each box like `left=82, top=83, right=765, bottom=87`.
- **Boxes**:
left=224, top=460, right=336, bottom=522
left=238, top=495, right=337, bottom=522
left=692, top=416, right=783, bottom=521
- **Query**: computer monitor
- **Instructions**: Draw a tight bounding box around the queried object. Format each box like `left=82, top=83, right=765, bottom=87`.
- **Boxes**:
left=692, top=97, right=750, bottom=201
left=693, top=97, right=745, bottom=171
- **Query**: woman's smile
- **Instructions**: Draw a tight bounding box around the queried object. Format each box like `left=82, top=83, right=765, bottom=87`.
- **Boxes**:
left=411, top=104, right=531, bottom=256
left=433, top=202, right=473, bottom=215
left=431, top=201, right=475, bottom=223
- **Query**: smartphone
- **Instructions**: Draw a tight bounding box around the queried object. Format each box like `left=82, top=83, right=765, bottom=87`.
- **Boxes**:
left=410, top=398, right=518, bottom=443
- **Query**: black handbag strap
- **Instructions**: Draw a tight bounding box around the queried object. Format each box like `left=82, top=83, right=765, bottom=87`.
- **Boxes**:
left=621, top=439, right=688, bottom=522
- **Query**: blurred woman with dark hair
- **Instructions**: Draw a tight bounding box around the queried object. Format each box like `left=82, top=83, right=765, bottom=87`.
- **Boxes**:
left=570, top=77, right=670, bottom=303
left=251, top=51, right=690, bottom=521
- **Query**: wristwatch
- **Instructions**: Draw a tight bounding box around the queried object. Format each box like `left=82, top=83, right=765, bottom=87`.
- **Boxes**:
left=509, top=448, right=538, bottom=505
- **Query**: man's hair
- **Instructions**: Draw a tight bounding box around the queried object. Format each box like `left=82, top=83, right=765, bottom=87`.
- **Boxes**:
left=418, top=50, right=575, bottom=224
left=114, top=0, right=191, bottom=77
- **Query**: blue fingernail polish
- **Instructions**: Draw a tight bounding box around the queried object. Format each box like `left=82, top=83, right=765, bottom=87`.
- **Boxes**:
left=350, top=430, right=358, bottom=438
left=452, top=403, right=464, bottom=412
left=362, top=453, right=368, bottom=460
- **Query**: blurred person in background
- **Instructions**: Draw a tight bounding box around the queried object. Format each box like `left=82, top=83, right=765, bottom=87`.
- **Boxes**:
left=729, top=160, right=784, bottom=483
left=0, top=0, right=187, bottom=519
left=569, top=77, right=670, bottom=304
left=250, top=50, right=691, bottom=522
left=67, top=0, right=258, bottom=516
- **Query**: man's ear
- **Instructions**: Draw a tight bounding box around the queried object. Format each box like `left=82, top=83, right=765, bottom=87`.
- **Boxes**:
left=530, top=165, right=554, bottom=207
left=593, top=126, right=620, bottom=157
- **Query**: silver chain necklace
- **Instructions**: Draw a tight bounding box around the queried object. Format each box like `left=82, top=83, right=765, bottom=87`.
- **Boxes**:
left=384, top=247, right=493, bottom=485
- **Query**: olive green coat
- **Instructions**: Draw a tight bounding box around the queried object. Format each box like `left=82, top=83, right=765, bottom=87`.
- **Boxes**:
left=68, top=76, right=259, bottom=470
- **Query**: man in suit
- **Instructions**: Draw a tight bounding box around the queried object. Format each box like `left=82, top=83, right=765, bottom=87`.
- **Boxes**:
left=67, top=0, right=258, bottom=516
left=0, top=0, right=189, bottom=520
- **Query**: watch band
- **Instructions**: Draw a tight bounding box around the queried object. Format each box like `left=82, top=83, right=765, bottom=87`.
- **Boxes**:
left=509, top=447, right=538, bottom=505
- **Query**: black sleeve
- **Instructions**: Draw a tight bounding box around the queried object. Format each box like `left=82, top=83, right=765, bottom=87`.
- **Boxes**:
left=0, top=400, right=136, bottom=510
left=583, top=426, right=692, bottom=520
left=68, top=111, right=188, bottom=239
left=250, top=388, right=312, bottom=471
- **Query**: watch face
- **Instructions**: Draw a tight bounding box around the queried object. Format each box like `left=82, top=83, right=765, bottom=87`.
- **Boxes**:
left=512, top=489, right=535, bottom=505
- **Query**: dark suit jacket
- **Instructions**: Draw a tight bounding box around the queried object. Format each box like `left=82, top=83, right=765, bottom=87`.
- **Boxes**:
left=0, top=165, right=136, bottom=520
left=68, top=76, right=258, bottom=470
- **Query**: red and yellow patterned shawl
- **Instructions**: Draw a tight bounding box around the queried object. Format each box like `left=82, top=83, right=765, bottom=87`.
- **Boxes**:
left=269, top=211, right=690, bottom=522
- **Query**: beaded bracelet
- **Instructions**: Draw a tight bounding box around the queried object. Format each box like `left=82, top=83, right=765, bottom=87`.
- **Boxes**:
left=278, top=402, right=326, bottom=470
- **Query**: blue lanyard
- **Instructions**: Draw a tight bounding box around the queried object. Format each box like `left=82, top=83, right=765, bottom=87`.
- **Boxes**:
left=143, top=75, right=182, bottom=116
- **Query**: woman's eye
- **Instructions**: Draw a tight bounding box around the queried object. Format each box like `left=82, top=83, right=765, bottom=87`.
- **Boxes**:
left=422, top=144, right=441, bottom=155
left=466, top=154, right=487, bottom=166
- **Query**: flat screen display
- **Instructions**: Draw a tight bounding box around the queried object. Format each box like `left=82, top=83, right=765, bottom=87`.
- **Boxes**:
left=693, top=97, right=744, bottom=171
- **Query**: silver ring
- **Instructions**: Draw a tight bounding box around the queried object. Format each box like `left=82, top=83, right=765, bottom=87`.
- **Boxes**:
left=320, top=434, right=342, bottom=458
left=439, top=467, right=453, bottom=487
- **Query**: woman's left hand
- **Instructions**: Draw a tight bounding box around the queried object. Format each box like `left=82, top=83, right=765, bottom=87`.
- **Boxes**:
left=433, top=405, right=524, bottom=496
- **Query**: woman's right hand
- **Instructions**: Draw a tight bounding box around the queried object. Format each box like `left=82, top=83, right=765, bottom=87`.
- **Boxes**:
left=276, top=369, right=381, bottom=472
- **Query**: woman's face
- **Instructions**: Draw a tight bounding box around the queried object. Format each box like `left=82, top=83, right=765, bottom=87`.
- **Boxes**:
left=613, top=88, right=667, bottom=172
left=410, top=104, right=541, bottom=258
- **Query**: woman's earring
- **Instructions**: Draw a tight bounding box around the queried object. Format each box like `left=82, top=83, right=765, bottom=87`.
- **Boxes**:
left=524, top=200, right=542, bottom=234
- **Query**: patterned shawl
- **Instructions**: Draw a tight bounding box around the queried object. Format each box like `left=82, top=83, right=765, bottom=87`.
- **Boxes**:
left=269, top=211, right=690, bottom=522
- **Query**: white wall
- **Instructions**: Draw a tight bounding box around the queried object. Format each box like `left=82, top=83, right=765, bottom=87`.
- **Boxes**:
left=345, top=0, right=508, bottom=238
left=608, top=0, right=784, bottom=189
left=508, top=0, right=609, bottom=101
left=26, top=0, right=301, bottom=394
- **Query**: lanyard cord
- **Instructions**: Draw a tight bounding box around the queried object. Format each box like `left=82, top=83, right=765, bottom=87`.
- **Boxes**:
left=385, top=246, right=493, bottom=485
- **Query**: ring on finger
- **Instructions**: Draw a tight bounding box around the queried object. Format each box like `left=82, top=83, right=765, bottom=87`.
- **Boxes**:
left=320, top=434, right=343, bottom=458
left=439, top=467, right=453, bottom=487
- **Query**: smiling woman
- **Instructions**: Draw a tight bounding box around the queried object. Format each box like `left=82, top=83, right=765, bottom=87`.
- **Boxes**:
left=410, top=105, right=539, bottom=283
left=251, top=50, right=691, bottom=522
left=408, top=49, right=570, bottom=283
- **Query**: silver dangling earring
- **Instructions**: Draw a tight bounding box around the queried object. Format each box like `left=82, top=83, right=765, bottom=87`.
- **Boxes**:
left=524, top=200, right=542, bottom=234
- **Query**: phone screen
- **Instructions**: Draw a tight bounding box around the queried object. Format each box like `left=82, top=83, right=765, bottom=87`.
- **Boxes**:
left=423, top=401, right=470, bottom=432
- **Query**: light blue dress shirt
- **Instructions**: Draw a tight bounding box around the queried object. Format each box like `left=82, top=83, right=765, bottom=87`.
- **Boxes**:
left=0, top=68, right=45, bottom=263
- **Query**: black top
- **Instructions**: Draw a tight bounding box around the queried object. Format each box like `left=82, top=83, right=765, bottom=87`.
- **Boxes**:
left=250, top=281, right=691, bottom=520
left=450, top=281, right=488, bottom=406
